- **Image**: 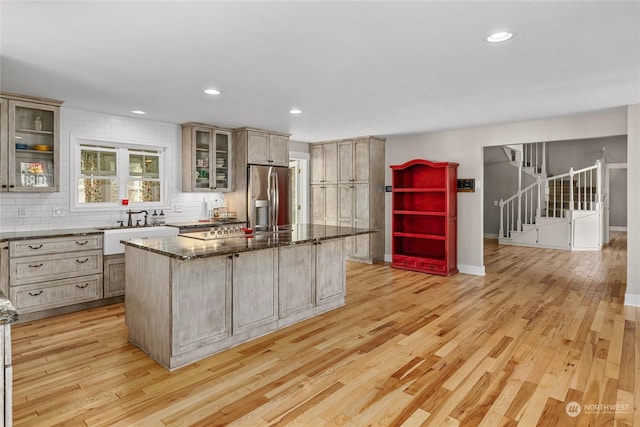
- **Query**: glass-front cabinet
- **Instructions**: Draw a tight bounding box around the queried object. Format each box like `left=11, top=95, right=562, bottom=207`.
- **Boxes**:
left=181, top=123, right=232, bottom=192
left=0, top=93, right=62, bottom=192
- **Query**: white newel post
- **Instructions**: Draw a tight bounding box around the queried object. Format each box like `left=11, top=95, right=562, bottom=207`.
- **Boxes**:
left=536, top=176, right=542, bottom=217
left=569, top=167, right=575, bottom=212
left=499, top=199, right=504, bottom=238
left=517, top=165, right=522, bottom=230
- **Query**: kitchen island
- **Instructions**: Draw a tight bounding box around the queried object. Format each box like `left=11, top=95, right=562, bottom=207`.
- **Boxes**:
left=122, top=224, right=376, bottom=370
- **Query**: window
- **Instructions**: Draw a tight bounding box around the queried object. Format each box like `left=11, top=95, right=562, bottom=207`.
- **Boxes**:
left=72, top=136, right=169, bottom=210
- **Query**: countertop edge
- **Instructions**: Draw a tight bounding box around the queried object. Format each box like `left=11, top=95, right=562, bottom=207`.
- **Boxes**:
left=0, top=292, right=18, bottom=325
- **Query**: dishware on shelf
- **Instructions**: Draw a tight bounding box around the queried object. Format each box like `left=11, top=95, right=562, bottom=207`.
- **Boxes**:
left=15, top=143, right=28, bottom=150
left=33, top=145, right=52, bottom=151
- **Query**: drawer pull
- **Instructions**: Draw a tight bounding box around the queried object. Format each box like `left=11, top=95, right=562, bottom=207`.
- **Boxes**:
left=28, top=263, right=43, bottom=268
left=76, top=258, right=90, bottom=264
left=28, top=244, right=44, bottom=250
left=28, top=290, right=43, bottom=296
left=76, top=283, right=89, bottom=289
left=75, top=240, right=89, bottom=246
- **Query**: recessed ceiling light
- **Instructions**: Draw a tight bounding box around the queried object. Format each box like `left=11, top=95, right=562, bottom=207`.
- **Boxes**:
left=204, top=89, right=221, bottom=95
left=131, top=110, right=146, bottom=115
left=486, top=31, right=513, bottom=43
left=289, top=109, right=302, bottom=115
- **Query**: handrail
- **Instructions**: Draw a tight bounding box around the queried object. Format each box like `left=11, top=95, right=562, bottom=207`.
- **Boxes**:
left=499, top=157, right=603, bottom=239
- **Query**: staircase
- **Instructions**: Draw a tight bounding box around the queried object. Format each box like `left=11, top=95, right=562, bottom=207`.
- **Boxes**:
left=498, top=143, right=605, bottom=251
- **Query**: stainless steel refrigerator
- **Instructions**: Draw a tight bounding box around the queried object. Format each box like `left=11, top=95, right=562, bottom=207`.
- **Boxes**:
left=247, top=165, right=292, bottom=231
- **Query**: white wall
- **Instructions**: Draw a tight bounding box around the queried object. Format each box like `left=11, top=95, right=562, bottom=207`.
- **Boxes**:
left=626, top=104, right=640, bottom=306
left=0, top=108, right=225, bottom=232
left=385, top=107, right=628, bottom=277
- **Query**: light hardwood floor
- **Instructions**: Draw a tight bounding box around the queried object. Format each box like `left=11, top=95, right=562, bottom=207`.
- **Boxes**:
left=11, top=233, right=637, bottom=426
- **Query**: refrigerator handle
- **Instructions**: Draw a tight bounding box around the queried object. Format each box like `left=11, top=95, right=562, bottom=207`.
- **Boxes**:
left=273, top=171, right=279, bottom=229
left=267, top=167, right=275, bottom=229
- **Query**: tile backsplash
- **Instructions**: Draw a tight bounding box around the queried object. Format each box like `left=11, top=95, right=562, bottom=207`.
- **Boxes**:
left=0, top=108, right=227, bottom=233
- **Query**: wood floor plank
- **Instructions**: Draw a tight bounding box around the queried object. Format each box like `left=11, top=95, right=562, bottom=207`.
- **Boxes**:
left=8, top=232, right=636, bottom=426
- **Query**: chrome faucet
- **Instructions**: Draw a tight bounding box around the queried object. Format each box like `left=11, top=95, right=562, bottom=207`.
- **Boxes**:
left=127, top=210, right=149, bottom=227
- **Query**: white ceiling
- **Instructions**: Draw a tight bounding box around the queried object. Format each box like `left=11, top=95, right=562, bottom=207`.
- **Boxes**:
left=1, top=1, right=639, bottom=142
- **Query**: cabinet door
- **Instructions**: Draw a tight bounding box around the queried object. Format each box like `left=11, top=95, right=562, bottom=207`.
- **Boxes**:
left=247, top=131, right=270, bottom=165
left=315, top=239, right=345, bottom=305
left=310, top=145, right=325, bottom=184
left=104, top=255, right=125, bottom=297
left=213, top=131, right=232, bottom=191
left=353, top=139, right=370, bottom=183
left=323, top=143, right=338, bottom=184
left=8, top=100, right=60, bottom=192
left=278, top=244, right=314, bottom=318
left=269, top=134, right=289, bottom=166
left=338, top=184, right=353, bottom=222
left=173, top=256, right=231, bottom=353
left=0, top=98, right=7, bottom=191
left=233, top=248, right=277, bottom=334
left=324, top=184, right=338, bottom=226
left=337, top=141, right=353, bottom=183
left=310, top=185, right=326, bottom=224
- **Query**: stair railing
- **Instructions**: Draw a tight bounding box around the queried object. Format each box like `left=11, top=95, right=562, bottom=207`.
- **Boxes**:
left=499, top=181, right=538, bottom=239
left=500, top=159, right=602, bottom=237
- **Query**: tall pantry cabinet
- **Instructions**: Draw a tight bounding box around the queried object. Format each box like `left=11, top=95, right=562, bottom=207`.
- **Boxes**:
left=310, top=137, right=385, bottom=263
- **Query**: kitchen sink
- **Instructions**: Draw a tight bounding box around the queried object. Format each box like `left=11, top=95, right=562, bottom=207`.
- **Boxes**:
left=102, top=226, right=179, bottom=255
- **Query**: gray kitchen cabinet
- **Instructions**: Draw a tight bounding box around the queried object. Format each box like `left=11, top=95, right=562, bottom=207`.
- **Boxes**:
left=338, top=139, right=370, bottom=184
left=311, top=137, right=385, bottom=263
left=311, top=184, right=338, bottom=226
left=173, top=255, right=231, bottom=354
left=1, top=319, right=13, bottom=427
left=278, top=243, right=314, bottom=319
left=7, top=235, right=103, bottom=315
left=0, top=93, right=63, bottom=192
left=181, top=123, right=233, bottom=192
left=103, top=254, right=125, bottom=297
left=246, top=129, right=289, bottom=167
left=232, top=248, right=278, bottom=334
left=310, top=142, right=338, bottom=184
left=315, top=238, right=345, bottom=306
left=278, top=238, right=345, bottom=322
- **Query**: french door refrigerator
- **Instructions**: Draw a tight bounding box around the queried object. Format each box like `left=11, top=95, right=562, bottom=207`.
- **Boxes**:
left=247, top=165, right=292, bottom=231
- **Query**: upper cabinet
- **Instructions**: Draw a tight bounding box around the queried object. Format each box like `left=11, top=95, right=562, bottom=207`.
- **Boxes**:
left=0, top=93, right=63, bottom=192
left=310, top=142, right=338, bottom=184
left=244, top=129, right=290, bottom=166
left=338, top=139, right=370, bottom=183
left=181, top=123, right=233, bottom=192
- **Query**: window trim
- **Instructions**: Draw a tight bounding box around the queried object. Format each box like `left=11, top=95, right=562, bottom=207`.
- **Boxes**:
left=70, top=134, right=171, bottom=211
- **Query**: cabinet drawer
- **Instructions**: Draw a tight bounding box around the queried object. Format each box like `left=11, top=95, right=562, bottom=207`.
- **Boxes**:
left=10, top=250, right=102, bottom=285
left=10, top=274, right=103, bottom=313
left=10, top=235, right=102, bottom=257
left=418, top=260, right=446, bottom=273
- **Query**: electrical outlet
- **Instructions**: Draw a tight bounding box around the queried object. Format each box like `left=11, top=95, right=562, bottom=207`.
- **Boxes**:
left=173, top=204, right=183, bottom=213
left=493, top=200, right=498, bottom=206
left=17, top=206, right=26, bottom=218
left=52, top=207, right=64, bottom=217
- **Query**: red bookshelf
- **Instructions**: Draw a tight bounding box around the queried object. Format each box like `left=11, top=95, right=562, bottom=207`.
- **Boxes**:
left=390, top=159, right=458, bottom=276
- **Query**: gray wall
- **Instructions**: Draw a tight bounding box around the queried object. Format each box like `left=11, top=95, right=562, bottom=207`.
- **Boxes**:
left=483, top=135, right=627, bottom=236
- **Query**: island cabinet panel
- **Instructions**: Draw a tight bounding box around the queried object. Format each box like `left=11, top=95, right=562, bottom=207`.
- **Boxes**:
left=232, top=248, right=278, bottom=334
left=173, top=256, right=231, bottom=354
left=278, top=244, right=314, bottom=319
left=315, top=238, right=345, bottom=306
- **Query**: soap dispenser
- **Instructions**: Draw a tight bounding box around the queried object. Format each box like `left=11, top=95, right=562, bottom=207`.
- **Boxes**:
left=158, top=210, right=165, bottom=225
left=151, top=210, right=158, bottom=226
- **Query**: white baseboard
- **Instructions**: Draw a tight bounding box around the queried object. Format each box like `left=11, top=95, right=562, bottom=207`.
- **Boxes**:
left=610, top=226, right=627, bottom=232
left=458, top=264, right=486, bottom=276
left=625, top=293, right=640, bottom=307
left=384, top=253, right=392, bottom=263
left=484, top=233, right=499, bottom=239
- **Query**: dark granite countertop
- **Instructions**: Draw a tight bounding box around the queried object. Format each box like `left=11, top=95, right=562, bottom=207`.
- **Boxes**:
left=122, top=224, right=377, bottom=260
left=0, top=291, right=18, bottom=325
left=0, top=228, right=103, bottom=242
